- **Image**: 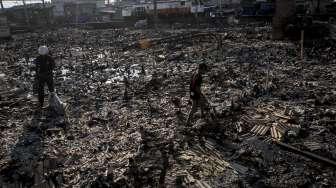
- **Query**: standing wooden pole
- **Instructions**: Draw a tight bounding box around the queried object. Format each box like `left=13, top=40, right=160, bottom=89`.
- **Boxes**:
left=22, top=0, right=30, bottom=26
left=153, top=0, right=158, bottom=29
left=300, top=30, right=304, bottom=60
left=152, top=49, right=156, bottom=69
left=195, top=0, right=198, bottom=27
left=76, top=2, right=79, bottom=25
left=0, top=0, right=4, bottom=10
left=265, top=60, right=270, bottom=96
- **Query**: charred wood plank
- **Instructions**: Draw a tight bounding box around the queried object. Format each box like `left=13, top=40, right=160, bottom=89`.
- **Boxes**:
left=274, top=140, right=336, bottom=167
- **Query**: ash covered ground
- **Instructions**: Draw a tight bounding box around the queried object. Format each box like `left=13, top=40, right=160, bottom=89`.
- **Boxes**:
left=0, top=26, right=336, bottom=187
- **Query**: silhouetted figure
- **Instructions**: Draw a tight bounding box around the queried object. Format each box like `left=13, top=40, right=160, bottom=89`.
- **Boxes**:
left=34, top=46, right=55, bottom=109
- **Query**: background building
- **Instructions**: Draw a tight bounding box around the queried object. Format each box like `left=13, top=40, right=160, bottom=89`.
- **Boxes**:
left=6, top=3, right=54, bottom=26
left=52, top=0, right=105, bottom=17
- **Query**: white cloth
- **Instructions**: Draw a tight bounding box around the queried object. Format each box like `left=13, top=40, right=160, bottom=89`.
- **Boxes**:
left=48, top=92, right=65, bottom=115
left=38, top=46, right=49, bottom=55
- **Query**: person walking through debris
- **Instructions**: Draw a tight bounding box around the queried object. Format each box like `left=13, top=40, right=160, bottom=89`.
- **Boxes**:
left=186, top=63, right=208, bottom=126
left=34, top=46, right=55, bottom=110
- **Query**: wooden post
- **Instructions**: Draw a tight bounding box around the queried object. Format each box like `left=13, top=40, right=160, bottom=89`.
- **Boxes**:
left=22, top=0, right=30, bottom=26
left=265, top=61, right=270, bottom=96
left=153, top=0, right=158, bottom=29
left=76, top=2, right=79, bottom=25
left=300, top=30, right=304, bottom=60
left=220, top=35, right=223, bottom=61
left=152, top=49, right=155, bottom=68
left=195, top=0, right=199, bottom=27
left=0, top=0, right=4, bottom=10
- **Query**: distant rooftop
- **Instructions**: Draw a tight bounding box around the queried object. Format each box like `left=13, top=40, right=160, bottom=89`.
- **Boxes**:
left=8, top=3, right=53, bottom=10
left=1, top=0, right=113, bottom=8
left=1, top=0, right=51, bottom=8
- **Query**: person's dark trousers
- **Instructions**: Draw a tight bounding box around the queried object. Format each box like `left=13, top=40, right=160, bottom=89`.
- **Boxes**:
left=38, top=76, right=54, bottom=107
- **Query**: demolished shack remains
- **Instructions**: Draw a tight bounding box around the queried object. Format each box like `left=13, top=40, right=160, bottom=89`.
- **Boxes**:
left=0, top=24, right=336, bottom=187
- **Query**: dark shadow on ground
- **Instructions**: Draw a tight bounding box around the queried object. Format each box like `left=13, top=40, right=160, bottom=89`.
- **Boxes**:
left=0, top=111, right=45, bottom=187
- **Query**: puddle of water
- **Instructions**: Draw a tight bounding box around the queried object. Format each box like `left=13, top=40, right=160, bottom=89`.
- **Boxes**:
left=62, top=76, right=70, bottom=81
left=18, top=58, right=26, bottom=64
left=70, top=47, right=84, bottom=57
left=60, top=63, right=142, bottom=85
left=105, top=68, right=116, bottom=73
left=105, top=76, right=124, bottom=84
left=61, top=69, right=70, bottom=75
left=104, top=65, right=141, bottom=85
left=98, top=54, right=104, bottom=59
left=26, top=93, right=33, bottom=100
left=105, top=80, right=113, bottom=85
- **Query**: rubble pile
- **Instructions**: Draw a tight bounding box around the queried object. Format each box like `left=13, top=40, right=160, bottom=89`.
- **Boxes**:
left=0, top=26, right=336, bottom=187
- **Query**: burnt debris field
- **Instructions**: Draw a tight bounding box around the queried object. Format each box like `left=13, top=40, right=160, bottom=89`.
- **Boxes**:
left=1, top=26, right=336, bottom=187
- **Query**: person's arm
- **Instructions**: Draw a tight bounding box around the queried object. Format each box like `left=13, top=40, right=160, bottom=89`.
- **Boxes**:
left=34, top=58, right=39, bottom=78
left=33, top=58, right=39, bottom=94
left=49, top=56, right=55, bottom=71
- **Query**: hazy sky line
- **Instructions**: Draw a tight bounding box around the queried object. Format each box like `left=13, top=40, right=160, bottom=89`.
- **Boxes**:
left=2, top=0, right=113, bottom=8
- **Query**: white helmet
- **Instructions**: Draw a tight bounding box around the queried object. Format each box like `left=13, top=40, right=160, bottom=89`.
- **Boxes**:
left=38, top=46, right=49, bottom=55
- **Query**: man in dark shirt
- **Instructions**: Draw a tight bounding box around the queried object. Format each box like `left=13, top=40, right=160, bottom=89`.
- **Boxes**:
left=187, top=63, right=207, bottom=126
left=34, top=46, right=55, bottom=109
